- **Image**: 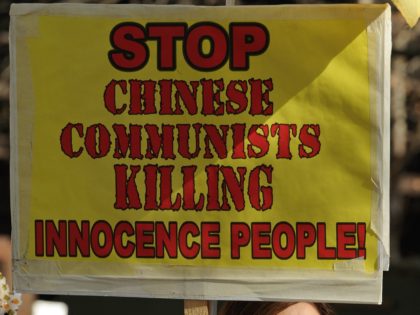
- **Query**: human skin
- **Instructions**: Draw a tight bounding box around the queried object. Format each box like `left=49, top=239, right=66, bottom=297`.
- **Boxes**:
left=278, top=303, right=320, bottom=315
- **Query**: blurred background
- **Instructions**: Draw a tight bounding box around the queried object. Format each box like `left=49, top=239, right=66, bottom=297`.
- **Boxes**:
left=0, top=0, right=419, bottom=314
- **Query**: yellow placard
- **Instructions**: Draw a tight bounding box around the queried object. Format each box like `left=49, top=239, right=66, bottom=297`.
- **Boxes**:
left=10, top=4, right=390, bottom=303
left=392, top=0, right=420, bottom=27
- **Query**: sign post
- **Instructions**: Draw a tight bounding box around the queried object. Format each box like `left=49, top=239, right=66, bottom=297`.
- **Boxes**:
left=10, top=3, right=391, bottom=304
left=184, top=300, right=210, bottom=315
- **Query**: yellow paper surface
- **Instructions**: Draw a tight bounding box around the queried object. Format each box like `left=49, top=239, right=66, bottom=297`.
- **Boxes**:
left=392, top=0, right=420, bottom=27
left=10, top=4, right=390, bottom=302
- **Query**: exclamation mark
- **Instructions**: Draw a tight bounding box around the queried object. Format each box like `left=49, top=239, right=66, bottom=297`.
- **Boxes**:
left=357, top=223, right=366, bottom=259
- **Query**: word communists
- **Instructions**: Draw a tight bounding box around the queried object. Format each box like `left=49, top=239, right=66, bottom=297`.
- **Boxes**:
left=59, top=22, right=321, bottom=212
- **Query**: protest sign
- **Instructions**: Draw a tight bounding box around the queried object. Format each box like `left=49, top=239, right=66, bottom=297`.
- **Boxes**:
left=9, top=3, right=390, bottom=303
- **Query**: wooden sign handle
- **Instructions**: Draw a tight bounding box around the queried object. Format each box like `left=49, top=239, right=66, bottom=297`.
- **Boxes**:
left=184, top=300, right=209, bottom=315
left=184, top=300, right=217, bottom=315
